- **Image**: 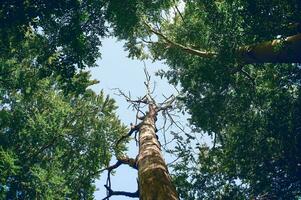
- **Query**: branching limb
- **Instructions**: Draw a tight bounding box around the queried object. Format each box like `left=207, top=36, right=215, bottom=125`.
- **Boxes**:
left=143, top=67, right=157, bottom=104
left=114, top=88, right=148, bottom=105
left=102, top=156, right=138, bottom=199
left=156, top=94, right=176, bottom=112
left=143, top=21, right=217, bottom=58
left=235, top=65, right=256, bottom=86
left=240, top=68, right=256, bottom=86
left=105, top=156, right=138, bottom=171
left=102, top=185, right=139, bottom=199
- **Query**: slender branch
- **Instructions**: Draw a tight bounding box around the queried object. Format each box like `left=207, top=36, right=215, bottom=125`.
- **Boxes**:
left=213, top=132, right=217, bottom=149
left=173, top=0, right=185, bottom=23
left=143, top=21, right=217, bottom=58
left=240, top=68, right=256, bottom=86
left=105, top=156, right=138, bottom=172
left=113, top=88, right=148, bottom=105
left=156, top=95, right=176, bottom=112
left=167, top=155, right=181, bottom=166
left=143, top=67, right=156, bottom=104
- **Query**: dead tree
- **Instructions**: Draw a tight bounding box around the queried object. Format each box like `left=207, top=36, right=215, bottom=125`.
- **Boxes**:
left=102, top=70, right=179, bottom=200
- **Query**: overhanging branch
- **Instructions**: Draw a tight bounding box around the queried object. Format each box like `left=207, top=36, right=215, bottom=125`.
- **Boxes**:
left=143, top=21, right=217, bottom=58
left=143, top=21, right=301, bottom=63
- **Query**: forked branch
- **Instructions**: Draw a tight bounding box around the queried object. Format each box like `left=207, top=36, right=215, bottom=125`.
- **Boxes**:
left=102, top=156, right=138, bottom=199
left=103, top=185, right=139, bottom=199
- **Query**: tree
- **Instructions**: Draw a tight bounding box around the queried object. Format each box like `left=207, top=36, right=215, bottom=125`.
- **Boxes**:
left=109, top=0, right=301, bottom=199
left=0, top=0, right=174, bottom=80
left=102, top=72, right=179, bottom=200
left=0, top=55, right=126, bottom=199
left=118, top=0, right=301, bottom=64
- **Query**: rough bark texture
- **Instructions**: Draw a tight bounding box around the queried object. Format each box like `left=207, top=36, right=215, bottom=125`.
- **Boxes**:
left=137, top=104, right=179, bottom=200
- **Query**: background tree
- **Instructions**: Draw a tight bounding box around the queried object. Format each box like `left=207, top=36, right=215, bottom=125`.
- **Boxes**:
left=0, top=1, right=175, bottom=199
left=0, top=1, right=130, bottom=198
left=0, top=46, right=126, bottom=199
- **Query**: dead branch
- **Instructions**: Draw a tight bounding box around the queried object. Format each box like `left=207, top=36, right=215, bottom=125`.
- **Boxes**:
left=102, top=185, right=139, bottom=199
left=114, top=88, right=148, bottom=105
left=106, top=156, right=137, bottom=171
left=156, top=95, right=176, bottom=112
left=102, top=156, right=138, bottom=199
left=239, top=67, right=256, bottom=86
left=143, top=67, right=156, bottom=104
left=115, top=123, right=141, bottom=148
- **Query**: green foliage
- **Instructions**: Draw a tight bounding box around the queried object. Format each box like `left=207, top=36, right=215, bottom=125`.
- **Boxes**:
left=0, top=2, right=128, bottom=198
left=0, top=0, right=106, bottom=79
left=109, top=0, right=301, bottom=199
left=1, top=0, right=301, bottom=199
left=0, top=59, right=126, bottom=199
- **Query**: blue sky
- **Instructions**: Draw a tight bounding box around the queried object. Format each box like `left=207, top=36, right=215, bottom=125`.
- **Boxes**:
left=89, top=37, right=180, bottom=200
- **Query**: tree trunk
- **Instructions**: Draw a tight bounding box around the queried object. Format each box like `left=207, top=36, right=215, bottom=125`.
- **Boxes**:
left=238, top=33, right=301, bottom=64
left=137, top=104, right=179, bottom=200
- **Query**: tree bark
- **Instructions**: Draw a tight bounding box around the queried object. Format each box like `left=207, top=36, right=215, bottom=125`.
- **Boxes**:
left=137, top=104, right=179, bottom=200
left=238, top=33, right=301, bottom=64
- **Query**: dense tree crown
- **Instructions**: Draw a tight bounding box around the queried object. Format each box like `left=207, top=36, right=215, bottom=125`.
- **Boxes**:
left=0, top=1, right=127, bottom=199
left=1, top=0, right=301, bottom=199
left=120, top=1, right=301, bottom=199
left=108, top=0, right=301, bottom=199
left=0, top=40, right=126, bottom=198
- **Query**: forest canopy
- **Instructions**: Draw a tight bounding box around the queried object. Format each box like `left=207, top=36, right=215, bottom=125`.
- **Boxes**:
left=1, top=0, right=301, bottom=199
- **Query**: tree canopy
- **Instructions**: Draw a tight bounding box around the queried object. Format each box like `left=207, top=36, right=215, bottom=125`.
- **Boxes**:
left=0, top=1, right=127, bottom=199
left=1, top=0, right=301, bottom=199
left=0, top=39, right=126, bottom=198
left=109, top=0, right=301, bottom=199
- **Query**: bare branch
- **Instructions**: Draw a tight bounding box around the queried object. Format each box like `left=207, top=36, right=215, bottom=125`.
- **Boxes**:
left=239, top=67, right=256, bottom=86
left=167, top=155, right=181, bottom=166
left=102, top=185, right=139, bottom=199
left=156, top=95, right=176, bottom=112
left=143, top=67, right=157, bottom=104
left=166, top=112, right=189, bottom=135
left=102, top=156, right=138, bottom=199
left=113, top=88, right=148, bottom=105
left=115, top=123, right=141, bottom=148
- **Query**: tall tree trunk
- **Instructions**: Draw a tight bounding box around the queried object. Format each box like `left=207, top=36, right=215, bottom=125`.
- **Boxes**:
left=137, top=104, right=179, bottom=200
